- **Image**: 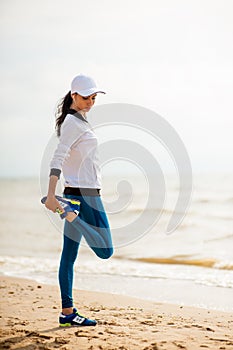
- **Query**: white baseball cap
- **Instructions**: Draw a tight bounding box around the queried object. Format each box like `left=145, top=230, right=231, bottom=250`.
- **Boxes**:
left=71, top=74, right=106, bottom=97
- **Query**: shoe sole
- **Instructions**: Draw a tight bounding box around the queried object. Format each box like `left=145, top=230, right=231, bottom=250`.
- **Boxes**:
left=41, top=196, right=80, bottom=218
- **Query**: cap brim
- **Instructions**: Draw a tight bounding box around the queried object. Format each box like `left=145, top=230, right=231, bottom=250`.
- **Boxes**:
left=71, top=87, right=106, bottom=97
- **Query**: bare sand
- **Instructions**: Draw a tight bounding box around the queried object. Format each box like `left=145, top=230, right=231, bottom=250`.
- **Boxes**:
left=0, top=276, right=233, bottom=350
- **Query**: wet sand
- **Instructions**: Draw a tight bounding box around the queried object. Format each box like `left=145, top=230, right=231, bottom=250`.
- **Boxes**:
left=1, top=276, right=233, bottom=349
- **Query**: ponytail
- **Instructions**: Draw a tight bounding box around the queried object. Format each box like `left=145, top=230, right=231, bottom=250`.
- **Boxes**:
left=55, top=91, right=73, bottom=136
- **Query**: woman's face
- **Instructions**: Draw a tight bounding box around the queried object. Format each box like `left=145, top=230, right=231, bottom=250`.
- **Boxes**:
left=71, top=93, right=97, bottom=112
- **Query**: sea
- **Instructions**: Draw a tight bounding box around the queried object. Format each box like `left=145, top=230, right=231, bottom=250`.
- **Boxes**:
left=0, top=173, right=233, bottom=312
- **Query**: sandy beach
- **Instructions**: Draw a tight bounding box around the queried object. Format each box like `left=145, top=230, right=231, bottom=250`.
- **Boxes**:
left=0, top=276, right=233, bottom=350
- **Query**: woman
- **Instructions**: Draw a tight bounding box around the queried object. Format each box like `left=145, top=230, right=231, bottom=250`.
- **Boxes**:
left=42, top=74, right=113, bottom=327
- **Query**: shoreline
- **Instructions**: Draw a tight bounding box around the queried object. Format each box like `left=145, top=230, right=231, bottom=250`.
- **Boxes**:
left=1, top=276, right=233, bottom=350
left=1, top=263, right=233, bottom=313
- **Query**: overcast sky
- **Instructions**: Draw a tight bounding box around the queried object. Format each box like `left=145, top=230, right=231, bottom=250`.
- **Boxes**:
left=0, top=0, right=233, bottom=177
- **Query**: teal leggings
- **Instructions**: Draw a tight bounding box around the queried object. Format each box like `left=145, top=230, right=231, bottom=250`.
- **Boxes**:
left=58, top=195, right=113, bottom=308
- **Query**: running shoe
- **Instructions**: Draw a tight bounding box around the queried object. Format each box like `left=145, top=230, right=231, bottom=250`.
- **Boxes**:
left=59, top=308, right=97, bottom=327
left=41, top=196, right=80, bottom=219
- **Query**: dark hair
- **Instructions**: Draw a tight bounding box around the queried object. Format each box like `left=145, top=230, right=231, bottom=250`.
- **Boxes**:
left=55, top=91, right=73, bottom=136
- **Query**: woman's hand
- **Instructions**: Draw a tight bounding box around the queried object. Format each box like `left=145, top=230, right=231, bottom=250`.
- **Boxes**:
left=45, top=195, right=63, bottom=213
left=45, top=175, right=63, bottom=213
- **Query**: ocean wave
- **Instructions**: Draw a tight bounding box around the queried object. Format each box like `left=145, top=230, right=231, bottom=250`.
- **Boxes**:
left=195, top=198, right=210, bottom=203
left=130, top=256, right=233, bottom=271
left=1, top=254, right=233, bottom=291
left=204, top=233, right=233, bottom=243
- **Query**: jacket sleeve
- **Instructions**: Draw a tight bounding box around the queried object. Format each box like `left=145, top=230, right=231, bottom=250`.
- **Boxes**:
left=49, top=117, right=81, bottom=178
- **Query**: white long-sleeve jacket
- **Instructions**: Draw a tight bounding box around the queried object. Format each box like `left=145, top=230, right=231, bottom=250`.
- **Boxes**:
left=50, top=110, right=101, bottom=189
